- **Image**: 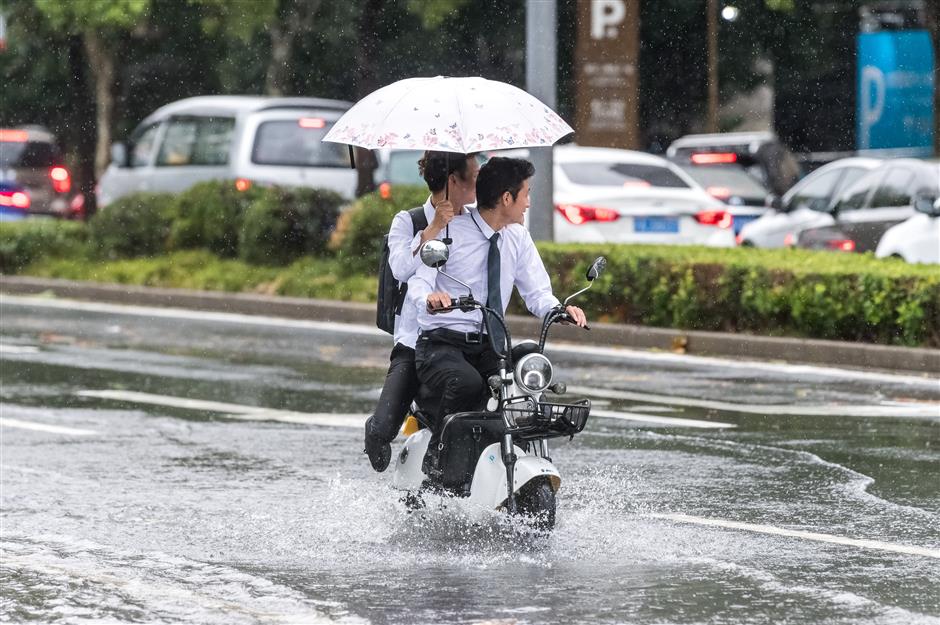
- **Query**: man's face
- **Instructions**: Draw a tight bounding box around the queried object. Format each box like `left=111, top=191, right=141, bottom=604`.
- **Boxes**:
left=448, top=158, right=479, bottom=211
left=504, top=178, right=530, bottom=225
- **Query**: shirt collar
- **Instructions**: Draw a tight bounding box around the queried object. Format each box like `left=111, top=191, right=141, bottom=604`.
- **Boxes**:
left=470, top=210, right=497, bottom=239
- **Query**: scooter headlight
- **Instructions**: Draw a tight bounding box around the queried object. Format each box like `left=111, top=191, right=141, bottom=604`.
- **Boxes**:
left=514, top=353, right=553, bottom=394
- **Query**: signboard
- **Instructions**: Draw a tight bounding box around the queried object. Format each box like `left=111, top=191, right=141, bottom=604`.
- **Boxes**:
left=574, top=0, right=640, bottom=149
left=857, top=30, right=934, bottom=156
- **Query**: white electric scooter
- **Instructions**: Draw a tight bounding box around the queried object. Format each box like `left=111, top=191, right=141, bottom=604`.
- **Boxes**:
left=392, top=240, right=606, bottom=530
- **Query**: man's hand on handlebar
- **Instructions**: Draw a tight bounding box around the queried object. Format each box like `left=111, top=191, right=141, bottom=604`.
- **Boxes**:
left=427, top=291, right=453, bottom=313
left=562, top=305, right=588, bottom=328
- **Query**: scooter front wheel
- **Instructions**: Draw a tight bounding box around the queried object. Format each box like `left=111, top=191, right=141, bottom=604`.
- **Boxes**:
left=514, top=477, right=556, bottom=531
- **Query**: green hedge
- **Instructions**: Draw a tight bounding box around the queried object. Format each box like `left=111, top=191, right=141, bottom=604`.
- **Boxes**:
left=167, top=180, right=265, bottom=258
left=529, top=244, right=940, bottom=347
left=0, top=219, right=88, bottom=272
left=89, top=192, right=174, bottom=259
left=329, top=184, right=429, bottom=274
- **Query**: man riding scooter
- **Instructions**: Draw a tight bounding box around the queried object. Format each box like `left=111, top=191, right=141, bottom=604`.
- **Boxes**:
left=407, top=156, right=587, bottom=469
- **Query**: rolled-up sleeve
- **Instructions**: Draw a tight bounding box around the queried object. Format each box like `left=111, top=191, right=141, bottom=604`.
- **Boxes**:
left=513, top=230, right=560, bottom=318
left=387, top=211, right=425, bottom=283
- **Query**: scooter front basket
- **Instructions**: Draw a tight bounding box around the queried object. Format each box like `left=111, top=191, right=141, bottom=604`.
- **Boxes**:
left=507, top=398, right=591, bottom=439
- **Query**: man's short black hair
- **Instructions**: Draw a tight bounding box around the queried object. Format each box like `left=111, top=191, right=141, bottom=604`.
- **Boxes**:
left=476, top=157, right=535, bottom=210
left=418, top=151, right=476, bottom=193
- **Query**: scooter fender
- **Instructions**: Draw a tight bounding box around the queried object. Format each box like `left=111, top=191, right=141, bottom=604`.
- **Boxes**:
left=392, top=428, right=431, bottom=491
left=468, top=442, right=561, bottom=510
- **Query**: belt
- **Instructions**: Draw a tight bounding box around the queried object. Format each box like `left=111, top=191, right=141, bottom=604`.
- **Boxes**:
left=423, top=327, right=487, bottom=344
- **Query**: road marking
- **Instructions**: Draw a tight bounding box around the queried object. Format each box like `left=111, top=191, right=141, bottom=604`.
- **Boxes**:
left=0, top=343, right=40, bottom=354
left=4, top=295, right=936, bottom=389
left=1, top=295, right=385, bottom=337
left=569, top=385, right=940, bottom=419
left=77, top=390, right=368, bottom=429
left=593, top=409, right=735, bottom=429
left=649, top=513, right=940, bottom=559
left=0, top=418, right=97, bottom=436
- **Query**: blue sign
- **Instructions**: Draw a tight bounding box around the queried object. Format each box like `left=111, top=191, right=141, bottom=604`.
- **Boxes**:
left=857, top=31, right=935, bottom=156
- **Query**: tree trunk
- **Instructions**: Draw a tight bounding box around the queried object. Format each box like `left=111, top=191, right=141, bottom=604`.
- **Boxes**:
left=265, top=23, right=290, bottom=96
left=69, top=35, right=98, bottom=216
left=83, top=31, right=115, bottom=180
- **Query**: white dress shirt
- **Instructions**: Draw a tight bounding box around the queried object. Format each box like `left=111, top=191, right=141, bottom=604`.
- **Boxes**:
left=387, top=196, right=475, bottom=348
left=407, top=211, right=560, bottom=335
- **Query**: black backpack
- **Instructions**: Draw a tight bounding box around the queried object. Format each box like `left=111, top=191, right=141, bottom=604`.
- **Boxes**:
left=376, top=206, right=429, bottom=334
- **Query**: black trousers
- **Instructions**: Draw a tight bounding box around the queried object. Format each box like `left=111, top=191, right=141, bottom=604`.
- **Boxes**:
left=366, top=342, right=419, bottom=444
left=414, top=329, right=501, bottom=428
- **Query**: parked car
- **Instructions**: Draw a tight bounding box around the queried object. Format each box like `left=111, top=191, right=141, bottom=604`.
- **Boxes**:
left=875, top=194, right=940, bottom=264
left=0, top=126, right=84, bottom=218
left=96, top=96, right=356, bottom=208
left=0, top=180, right=30, bottom=221
left=737, top=157, right=882, bottom=248
left=666, top=131, right=802, bottom=196
left=674, top=162, right=770, bottom=234
left=545, top=145, right=734, bottom=246
left=795, top=159, right=940, bottom=253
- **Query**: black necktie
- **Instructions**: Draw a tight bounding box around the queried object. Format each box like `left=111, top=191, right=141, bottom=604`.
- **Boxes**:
left=487, top=232, right=506, bottom=352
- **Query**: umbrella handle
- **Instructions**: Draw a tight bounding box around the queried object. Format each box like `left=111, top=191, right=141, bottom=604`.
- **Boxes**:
left=347, top=145, right=356, bottom=169
left=442, top=152, right=452, bottom=244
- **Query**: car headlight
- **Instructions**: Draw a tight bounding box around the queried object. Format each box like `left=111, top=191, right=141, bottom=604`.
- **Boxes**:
left=514, top=353, right=553, bottom=394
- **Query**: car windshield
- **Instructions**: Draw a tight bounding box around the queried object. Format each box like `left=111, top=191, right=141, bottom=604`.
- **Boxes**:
left=561, top=162, right=689, bottom=188
left=386, top=150, right=425, bottom=185
left=0, top=140, right=59, bottom=169
left=678, top=164, right=767, bottom=198
left=251, top=120, right=351, bottom=167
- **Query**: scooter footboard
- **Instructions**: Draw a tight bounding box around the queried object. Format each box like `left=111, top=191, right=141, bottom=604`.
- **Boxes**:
left=468, top=443, right=561, bottom=510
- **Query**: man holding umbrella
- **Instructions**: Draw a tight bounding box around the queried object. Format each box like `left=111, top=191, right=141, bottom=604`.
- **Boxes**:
left=363, top=150, right=479, bottom=472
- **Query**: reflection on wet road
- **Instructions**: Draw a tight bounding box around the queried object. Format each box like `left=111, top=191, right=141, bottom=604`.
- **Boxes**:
left=1, top=296, right=938, bottom=624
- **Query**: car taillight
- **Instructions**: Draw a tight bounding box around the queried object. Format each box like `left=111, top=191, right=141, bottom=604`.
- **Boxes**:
left=70, top=193, right=86, bottom=216
left=556, top=203, right=619, bottom=225
left=691, top=152, right=738, bottom=164
left=50, top=166, right=71, bottom=193
left=0, top=190, right=30, bottom=209
left=298, top=117, right=326, bottom=129
left=694, top=209, right=732, bottom=228
left=735, top=233, right=744, bottom=245
left=0, top=129, right=29, bottom=142
left=235, top=178, right=252, bottom=192
left=379, top=181, right=392, bottom=200
left=706, top=186, right=731, bottom=199
left=826, top=238, right=856, bottom=252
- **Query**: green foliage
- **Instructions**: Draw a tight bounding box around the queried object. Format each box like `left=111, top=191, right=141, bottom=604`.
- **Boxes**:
left=0, top=220, right=88, bottom=273
left=34, top=0, right=151, bottom=31
left=329, top=185, right=429, bottom=275
left=239, top=186, right=345, bottom=266
left=88, top=192, right=175, bottom=259
left=167, top=180, right=263, bottom=257
left=532, top=244, right=940, bottom=347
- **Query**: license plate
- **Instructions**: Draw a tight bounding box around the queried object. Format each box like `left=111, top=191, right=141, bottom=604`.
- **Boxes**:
left=732, top=214, right=760, bottom=234
left=634, top=216, right=679, bottom=233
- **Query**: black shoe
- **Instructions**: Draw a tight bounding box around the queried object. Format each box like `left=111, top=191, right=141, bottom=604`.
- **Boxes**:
left=364, top=432, right=391, bottom=472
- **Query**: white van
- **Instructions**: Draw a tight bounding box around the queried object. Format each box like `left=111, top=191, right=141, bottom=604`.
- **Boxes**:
left=96, top=96, right=357, bottom=207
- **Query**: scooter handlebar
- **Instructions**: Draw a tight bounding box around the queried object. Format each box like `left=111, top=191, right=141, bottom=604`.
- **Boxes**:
left=427, top=294, right=478, bottom=314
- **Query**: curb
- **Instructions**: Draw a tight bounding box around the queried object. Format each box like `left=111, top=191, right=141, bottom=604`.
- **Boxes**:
left=2, top=275, right=939, bottom=376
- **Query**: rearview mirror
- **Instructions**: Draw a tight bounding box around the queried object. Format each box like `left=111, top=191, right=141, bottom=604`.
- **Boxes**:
left=111, top=142, right=128, bottom=167
left=913, top=193, right=940, bottom=216
left=420, top=239, right=449, bottom=268
left=586, top=256, right=607, bottom=281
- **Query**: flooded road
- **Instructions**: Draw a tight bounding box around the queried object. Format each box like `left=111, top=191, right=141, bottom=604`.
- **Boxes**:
left=1, top=295, right=938, bottom=624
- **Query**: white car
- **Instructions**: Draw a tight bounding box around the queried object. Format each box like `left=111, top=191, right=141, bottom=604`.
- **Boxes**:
left=549, top=145, right=734, bottom=246
left=876, top=195, right=940, bottom=264
left=488, top=145, right=735, bottom=247
left=97, top=96, right=357, bottom=207
left=738, top=157, right=881, bottom=247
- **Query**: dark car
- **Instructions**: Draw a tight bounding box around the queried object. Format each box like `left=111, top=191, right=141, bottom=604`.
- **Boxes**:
left=0, top=127, right=84, bottom=218
left=675, top=162, right=770, bottom=234
left=666, top=131, right=802, bottom=197
left=795, top=159, right=940, bottom=253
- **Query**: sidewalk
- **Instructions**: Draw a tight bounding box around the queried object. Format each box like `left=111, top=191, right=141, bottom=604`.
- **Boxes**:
left=2, top=275, right=938, bottom=375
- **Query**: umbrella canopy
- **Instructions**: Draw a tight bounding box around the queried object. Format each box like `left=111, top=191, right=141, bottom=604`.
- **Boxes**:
left=323, top=76, right=573, bottom=153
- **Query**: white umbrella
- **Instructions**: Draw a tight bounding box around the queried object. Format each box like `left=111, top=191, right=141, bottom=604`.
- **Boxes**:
left=323, top=76, right=573, bottom=153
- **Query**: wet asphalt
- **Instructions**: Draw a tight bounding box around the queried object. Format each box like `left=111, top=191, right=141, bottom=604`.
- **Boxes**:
left=1, top=295, right=938, bottom=625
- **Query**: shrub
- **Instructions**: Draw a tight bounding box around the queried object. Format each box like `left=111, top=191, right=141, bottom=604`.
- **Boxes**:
left=239, top=186, right=345, bottom=266
left=329, top=185, right=429, bottom=275
left=530, top=244, right=940, bottom=347
left=0, top=220, right=88, bottom=272
left=89, top=192, right=174, bottom=259
left=167, top=180, right=264, bottom=257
